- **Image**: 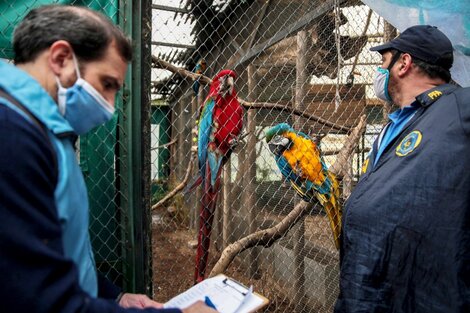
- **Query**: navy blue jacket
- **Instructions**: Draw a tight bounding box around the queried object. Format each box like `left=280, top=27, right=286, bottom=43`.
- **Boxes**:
left=335, top=84, right=470, bottom=313
left=0, top=92, right=181, bottom=312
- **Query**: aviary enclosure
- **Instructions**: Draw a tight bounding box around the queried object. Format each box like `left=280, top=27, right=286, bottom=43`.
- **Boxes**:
left=0, top=0, right=394, bottom=312
left=150, top=1, right=394, bottom=312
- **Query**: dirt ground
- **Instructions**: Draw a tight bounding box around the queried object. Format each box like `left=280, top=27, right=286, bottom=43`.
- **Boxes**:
left=151, top=214, right=299, bottom=312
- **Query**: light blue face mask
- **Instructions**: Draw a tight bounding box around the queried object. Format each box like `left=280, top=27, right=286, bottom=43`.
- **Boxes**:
left=56, top=55, right=115, bottom=135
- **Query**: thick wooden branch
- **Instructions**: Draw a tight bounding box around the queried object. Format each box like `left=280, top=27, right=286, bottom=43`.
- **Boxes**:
left=151, top=152, right=196, bottom=211
left=152, top=56, right=351, bottom=133
left=152, top=56, right=212, bottom=85
left=209, top=201, right=314, bottom=277
left=329, top=114, right=367, bottom=178
left=150, top=139, right=177, bottom=151
left=239, top=99, right=350, bottom=133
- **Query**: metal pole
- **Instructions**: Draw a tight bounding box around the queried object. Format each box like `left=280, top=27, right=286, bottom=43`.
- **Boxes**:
left=120, top=0, right=152, bottom=294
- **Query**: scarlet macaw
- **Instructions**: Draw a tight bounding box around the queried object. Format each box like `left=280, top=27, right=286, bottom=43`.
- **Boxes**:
left=265, top=123, right=341, bottom=249
left=193, top=69, right=243, bottom=283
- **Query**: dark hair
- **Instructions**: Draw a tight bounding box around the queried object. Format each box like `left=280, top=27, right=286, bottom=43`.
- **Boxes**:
left=13, top=5, right=132, bottom=64
left=411, top=55, right=452, bottom=83
left=388, top=48, right=452, bottom=83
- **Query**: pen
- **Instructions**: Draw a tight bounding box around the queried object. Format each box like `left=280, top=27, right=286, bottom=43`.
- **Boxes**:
left=204, top=296, right=218, bottom=311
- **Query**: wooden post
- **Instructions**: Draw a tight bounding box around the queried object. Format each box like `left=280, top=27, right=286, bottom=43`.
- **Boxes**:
left=245, top=64, right=261, bottom=279
left=292, top=29, right=308, bottom=306
left=222, top=162, right=232, bottom=248
left=190, top=95, right=198, bottom=230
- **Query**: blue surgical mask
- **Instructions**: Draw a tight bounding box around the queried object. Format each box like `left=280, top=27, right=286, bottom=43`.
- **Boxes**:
left=373, top=67, right=392, bottom=102
left=56, top=55, right=115, bottom=135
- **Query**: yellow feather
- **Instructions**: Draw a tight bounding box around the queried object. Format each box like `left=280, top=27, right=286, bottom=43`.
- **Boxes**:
left=282, top=132, right=326, bottom=185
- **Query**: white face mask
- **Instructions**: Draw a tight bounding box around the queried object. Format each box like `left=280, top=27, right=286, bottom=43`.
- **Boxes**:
left=373, top=51, right=402, bottom=103
left=56, top=54, right=115, bottom=135
left=373, top=67, right=392, bottom=102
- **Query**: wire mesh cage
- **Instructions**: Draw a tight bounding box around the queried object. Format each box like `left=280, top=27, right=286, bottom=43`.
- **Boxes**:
left=151, top=0, right=393, bottom=312
left=0, top=0, right=396, bottom=311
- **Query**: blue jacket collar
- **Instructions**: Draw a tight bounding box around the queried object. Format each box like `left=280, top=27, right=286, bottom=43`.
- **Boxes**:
left=0, top=61, right=73, bottom=135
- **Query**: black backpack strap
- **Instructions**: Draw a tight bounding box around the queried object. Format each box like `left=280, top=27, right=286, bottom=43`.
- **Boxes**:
left=0, top=88, right=57, bottom=170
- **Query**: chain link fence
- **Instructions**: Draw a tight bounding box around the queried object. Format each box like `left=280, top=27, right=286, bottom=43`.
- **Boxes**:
left=151, top=0, right=393, bottom=312
left=0, top=0, right=152, bottom=295
left=0, top=0, right=395, bottom=311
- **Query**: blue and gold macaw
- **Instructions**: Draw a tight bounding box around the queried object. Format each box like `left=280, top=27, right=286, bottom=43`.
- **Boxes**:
left=192, top=58, right=207, bottom=95
left=266, top=123, right=341, bottom=249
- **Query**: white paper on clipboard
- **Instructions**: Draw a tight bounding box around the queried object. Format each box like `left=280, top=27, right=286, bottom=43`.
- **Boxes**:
left=163, top=275, right=268, bottom=313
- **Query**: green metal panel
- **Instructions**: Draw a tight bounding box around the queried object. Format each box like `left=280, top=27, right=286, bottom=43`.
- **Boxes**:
left=119, top=0, right=153, bottom=294
left=151, top=105, right=171, bottom=181
left=0, top=0, right=118, bottom=59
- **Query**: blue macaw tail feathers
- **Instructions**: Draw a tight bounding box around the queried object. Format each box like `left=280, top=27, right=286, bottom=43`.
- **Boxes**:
left=193, top=80, right=200, bottom=95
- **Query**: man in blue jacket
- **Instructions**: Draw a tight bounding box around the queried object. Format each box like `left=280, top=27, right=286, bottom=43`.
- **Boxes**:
left=0, top=4, right=215, bottom=313
left=335, top=25, right=470, bottom=313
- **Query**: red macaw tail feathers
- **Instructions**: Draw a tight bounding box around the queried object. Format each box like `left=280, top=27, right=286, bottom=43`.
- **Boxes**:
left=194, top=163, right=222, bottom=284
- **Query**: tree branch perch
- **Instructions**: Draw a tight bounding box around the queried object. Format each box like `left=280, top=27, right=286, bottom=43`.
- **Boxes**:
left=209, top=201, right=314, bottom=277
left=152, top=56, right=351, bottom=133
left=151, top=152, right=196, bottom=211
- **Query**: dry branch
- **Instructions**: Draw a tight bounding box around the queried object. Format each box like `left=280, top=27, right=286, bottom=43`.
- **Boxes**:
left=151, top=152, right=196, bottom=211
left=150, top=139, right=177, bottom=151
left=329, top=114, right=367, bottom=178
left=152, top=56, right=351, bottom=133
left=238, top=99, right=350, bottom=133
left=209, top=201, right=314, bottom=277
left=152, top=56, right=212, bottom=85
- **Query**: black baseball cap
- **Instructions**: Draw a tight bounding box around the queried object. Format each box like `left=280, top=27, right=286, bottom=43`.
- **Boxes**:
left=370, top=25, right=453, bottom=70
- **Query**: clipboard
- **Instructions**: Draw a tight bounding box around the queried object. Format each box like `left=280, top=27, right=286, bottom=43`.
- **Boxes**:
left=163, top=274, right=269, bottom=313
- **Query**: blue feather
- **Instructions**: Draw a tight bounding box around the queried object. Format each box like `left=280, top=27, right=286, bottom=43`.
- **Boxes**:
left=198, top=98, right=215, bottom=181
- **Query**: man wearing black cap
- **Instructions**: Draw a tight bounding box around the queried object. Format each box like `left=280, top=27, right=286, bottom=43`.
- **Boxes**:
left=335, top=25, right=470, bottom=312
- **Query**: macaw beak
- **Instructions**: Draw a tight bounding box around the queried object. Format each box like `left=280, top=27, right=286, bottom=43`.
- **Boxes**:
left=268, top=135, right=292, bottom=156
left=218, top=75, right=234, bottom=97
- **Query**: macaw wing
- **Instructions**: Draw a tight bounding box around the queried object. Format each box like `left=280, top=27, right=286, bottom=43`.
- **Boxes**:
left=198, top=97, right=215, bottom=178
left=275, top=154, right=308, bottom=196
left=207, top=150, right=223, bottom=188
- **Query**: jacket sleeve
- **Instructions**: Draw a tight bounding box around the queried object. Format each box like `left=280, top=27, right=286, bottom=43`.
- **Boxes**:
left=0, top=107, right=181, bottom=313
left=98, top=273, right=122, bottom=300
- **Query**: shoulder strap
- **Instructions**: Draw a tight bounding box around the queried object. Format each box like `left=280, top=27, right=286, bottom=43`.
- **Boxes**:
left=0, top=88, right=57, bottom=170
left=0, top=88, right=48, bottom=137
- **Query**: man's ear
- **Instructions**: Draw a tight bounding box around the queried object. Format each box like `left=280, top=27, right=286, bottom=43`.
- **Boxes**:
left=397, top=53, right=413, bottom=77
left=48, top=40, right=74, bottom=76
left=48, top=40, right=77, bottom=87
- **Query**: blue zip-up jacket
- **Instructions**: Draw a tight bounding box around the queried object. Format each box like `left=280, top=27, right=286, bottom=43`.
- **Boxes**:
left=0, top=60, right=98, bottom=296
left=0, top=61, right=181, bottom=313
left=335, top=84, right=470, bottom=313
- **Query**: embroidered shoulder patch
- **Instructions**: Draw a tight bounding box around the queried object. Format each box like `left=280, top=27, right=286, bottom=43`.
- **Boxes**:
left=396, top=130, right=422, bottom=157
left=361, top=158, right=369, bottom=174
